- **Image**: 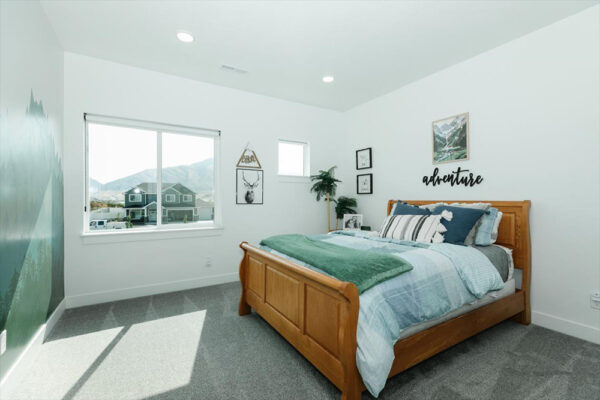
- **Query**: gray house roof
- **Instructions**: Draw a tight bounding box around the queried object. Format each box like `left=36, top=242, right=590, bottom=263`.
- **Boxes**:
left=125, top=182, right=194, bottom=195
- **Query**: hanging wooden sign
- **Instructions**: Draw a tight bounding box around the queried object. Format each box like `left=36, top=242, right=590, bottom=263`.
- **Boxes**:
left=236, top=144, right=262, bottom=169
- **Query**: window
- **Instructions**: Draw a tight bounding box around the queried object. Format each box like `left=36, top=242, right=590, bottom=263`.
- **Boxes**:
left=278, top=140, right=309, bottom=176
left=85, top=114, right=219, bottom=233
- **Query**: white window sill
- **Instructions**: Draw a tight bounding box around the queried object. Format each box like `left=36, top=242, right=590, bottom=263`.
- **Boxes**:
left=277, top=175, right=310, bottom=183
left=81, top=224, right=223, bottom=244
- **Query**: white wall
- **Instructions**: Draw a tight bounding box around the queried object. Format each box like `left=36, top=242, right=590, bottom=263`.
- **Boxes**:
left=340, top=6, right=600, bottom=343
left=63, top=53, right=343, bottom=306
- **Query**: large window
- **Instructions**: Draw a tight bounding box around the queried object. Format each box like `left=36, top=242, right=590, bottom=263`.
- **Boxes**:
left=278, top=140, right=309, bottom=176
left=85, top=114, right=219, bottom=233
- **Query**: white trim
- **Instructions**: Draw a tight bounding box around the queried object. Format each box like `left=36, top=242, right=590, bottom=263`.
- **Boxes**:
left=84, top=116, right=221, bottom=235
left=165, top=193, right=176, bottom=203
left=182, top=194, right=192, bottom=202
left=157, top=131, right=162, bottom=227
left=163, top=186, right=182, bottom=195
left=84, top=113, right=220, bottom=136
left=0, top=299, right=66, bottom=394
left=66, top=272, right=238, bottom=308
left=532, top=310, right=600, bottom=344
left=80, top=224, right=223, bottom=244
left=277, top=175, right=311, bottom=183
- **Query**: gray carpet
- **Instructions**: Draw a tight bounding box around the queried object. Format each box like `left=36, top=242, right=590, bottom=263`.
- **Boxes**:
left=5, top=282, right=599, bottom=400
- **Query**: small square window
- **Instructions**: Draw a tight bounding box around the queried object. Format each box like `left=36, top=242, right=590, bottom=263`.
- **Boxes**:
left=278, top=140, right=309, bottom=176
left=165, top=194, right=176, bottom=203
left=182, top=194, right=192, bottom=202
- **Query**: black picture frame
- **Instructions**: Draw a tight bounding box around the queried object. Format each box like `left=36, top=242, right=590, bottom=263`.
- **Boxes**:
left=355, top=147, right=372, bottom=170
left=236, top=168, right=264, bottom=205
left=356, top=173, right=373, bottom=194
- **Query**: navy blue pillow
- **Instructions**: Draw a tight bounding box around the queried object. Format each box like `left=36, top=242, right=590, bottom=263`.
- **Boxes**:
left=393, top=202, right=431, bottom=215
left=432, top=205, right=485, bottom=245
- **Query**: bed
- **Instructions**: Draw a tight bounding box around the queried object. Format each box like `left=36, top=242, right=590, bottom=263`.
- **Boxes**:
left=238, top=200, right=531, bottom=399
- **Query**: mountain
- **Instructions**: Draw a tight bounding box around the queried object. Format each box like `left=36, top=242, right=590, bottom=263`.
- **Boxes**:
left=433, top=115, right=467, bottom=150
left=89, top=178, right=103, bottom=193
left=92, top=158, right=214, bottom=195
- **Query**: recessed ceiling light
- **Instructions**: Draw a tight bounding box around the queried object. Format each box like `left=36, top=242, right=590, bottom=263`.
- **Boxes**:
left=176, top=31, right=194, bottom=43
left=322, top=76, right=334, bottom=83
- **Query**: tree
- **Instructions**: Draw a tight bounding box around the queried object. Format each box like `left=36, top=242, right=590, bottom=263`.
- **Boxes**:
left=333, top=196, right=358, bottom=230
left=310, top=166, right=341, bottom=231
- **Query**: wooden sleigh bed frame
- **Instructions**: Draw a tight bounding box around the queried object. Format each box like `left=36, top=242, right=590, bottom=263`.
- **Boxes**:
left=238, top=200, right=531, bottom=399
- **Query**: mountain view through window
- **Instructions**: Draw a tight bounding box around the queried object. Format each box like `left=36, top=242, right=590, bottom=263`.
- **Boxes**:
left=87, top=122, right=215, bottom=231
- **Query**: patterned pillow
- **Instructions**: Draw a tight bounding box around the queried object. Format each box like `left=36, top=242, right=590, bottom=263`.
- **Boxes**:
left=433, top=205, right=486, bottom=245
left=379, top=211, right=452, bottom=243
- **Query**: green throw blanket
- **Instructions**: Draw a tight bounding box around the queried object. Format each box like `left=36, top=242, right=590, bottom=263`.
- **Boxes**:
left=260, top=234, right=413, bottom=294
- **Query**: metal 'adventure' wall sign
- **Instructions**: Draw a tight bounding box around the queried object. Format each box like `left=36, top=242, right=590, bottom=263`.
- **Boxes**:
left=423, top=167, right=483, bottom=187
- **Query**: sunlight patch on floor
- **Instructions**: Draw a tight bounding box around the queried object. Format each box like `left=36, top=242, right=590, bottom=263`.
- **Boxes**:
left=73, top=310, right=206, bottom=400
left=8, top=327, right=123, bottom=400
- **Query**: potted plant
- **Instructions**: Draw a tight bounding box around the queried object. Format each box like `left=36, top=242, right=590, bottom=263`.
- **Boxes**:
left=310, top=166, right=341, bottom=231
left=333, top=196, right=358, bottom=230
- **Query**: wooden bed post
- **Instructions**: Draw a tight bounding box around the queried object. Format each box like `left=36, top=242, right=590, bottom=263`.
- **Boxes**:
left=339, top=284, right=362, bottom=400
left=238, top=242, right=251, bottom=316
left=514, top=200, right=531, bottom=325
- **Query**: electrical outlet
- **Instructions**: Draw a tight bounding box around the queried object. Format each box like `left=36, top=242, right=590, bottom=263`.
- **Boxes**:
left=205, top=256, right=212, bottom=268
left=591, top=292, right=600, bottom=310
left=0, top=330, right=6, bottom=355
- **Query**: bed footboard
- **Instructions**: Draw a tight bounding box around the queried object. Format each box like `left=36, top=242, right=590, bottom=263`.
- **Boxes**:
left=238, top=242, right=363, bottom=400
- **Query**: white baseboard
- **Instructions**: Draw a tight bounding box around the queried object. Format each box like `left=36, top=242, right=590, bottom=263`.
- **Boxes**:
left=66, top=272, right=239, bottom=308
left=532, top=310, right=600, bottom=344
left=0, top=299, right=66, bottom=394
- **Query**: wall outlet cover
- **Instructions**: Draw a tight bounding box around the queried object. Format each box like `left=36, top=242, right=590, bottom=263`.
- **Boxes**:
left=0, top=330, right=6, bottom=355
left=591, top=291, right=600, bottom=310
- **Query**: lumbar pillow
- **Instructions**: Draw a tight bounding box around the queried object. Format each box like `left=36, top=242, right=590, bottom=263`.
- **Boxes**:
left=379, top=211, right=452, bottom=243
left=392, top=201, right=431, bottom=215
left=432, top=205, right=486, bottom=245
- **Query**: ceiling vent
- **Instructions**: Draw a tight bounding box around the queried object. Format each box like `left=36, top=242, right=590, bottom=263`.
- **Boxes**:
left=220, top=64, right=248, bottom=74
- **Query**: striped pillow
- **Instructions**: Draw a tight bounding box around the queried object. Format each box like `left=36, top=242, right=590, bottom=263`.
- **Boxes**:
left=379, top=211, right=452, bottom=243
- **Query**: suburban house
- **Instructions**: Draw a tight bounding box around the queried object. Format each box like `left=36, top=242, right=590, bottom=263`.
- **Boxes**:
left=124, top=182, right=213, bottom=223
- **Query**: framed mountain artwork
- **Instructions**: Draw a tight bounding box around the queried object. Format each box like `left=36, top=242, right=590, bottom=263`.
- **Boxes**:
left=432, top=112, right=469, bottom=164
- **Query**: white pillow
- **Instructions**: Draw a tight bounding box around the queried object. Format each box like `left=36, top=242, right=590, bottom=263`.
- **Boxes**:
left=379, top=211, right=452, bottom=243
left=490, top=211, right=503, bottom=243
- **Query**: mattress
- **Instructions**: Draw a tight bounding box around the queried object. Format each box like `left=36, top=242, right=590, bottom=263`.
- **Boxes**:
left=397, top=278, right=516, bottom=340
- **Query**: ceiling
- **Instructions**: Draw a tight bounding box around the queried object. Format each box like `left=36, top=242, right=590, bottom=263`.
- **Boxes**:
left=41, top=1, right=597, bottom=111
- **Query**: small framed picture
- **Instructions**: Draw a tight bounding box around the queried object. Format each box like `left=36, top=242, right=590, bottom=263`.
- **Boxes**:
left=343, top=214, right=363, bottom=230
left=357, top=173, right=373, bottom=194
left=236, top=169, right=263, bottom=205
left=432, top=112, right=469, bottom=164
left=356, top=147, right=372, bottom=170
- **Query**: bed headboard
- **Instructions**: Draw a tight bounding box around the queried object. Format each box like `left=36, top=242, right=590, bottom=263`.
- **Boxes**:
left=386, top=200, right=531, bottom=274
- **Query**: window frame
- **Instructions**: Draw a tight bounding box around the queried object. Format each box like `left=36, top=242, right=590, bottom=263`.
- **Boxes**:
left=165, top=194, right=176, bottom=203
left=277, top=139, right=310, bottom=177
left=83, top=113, right=222, bottom=237
left=182, top=194, right=192, bottom=202
left=128, top=193, right=142, bottom=202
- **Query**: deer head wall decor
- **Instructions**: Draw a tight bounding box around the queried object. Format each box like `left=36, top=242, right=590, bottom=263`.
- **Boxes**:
left=241, top=170, right=260, bottom=203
